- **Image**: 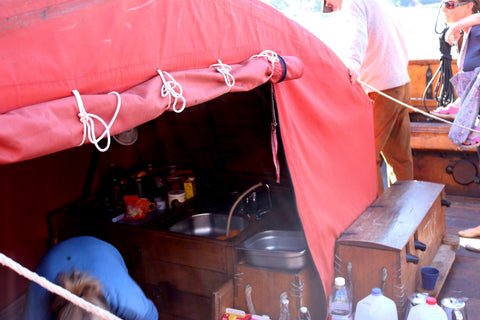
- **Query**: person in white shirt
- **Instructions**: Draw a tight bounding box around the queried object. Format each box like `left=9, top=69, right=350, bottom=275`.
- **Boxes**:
left=325, top=0, right=413, bottom=195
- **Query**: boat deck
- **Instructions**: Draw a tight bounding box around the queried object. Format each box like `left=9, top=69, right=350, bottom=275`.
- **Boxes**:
left=439, top=195, right=480, bottom=316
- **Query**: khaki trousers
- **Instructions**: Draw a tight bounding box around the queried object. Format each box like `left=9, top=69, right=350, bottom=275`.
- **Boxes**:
left=368, top=82, right=414, bottom=195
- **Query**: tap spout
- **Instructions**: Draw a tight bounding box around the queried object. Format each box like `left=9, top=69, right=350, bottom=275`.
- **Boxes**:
left=225, top=182, right=262, bottom=237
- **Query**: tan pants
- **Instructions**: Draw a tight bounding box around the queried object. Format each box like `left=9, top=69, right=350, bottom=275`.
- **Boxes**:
left=368, top=82, right=414, bottom=195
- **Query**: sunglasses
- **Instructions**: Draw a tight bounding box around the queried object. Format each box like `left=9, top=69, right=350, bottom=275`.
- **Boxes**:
left=443, top=1, right=471, bottom=9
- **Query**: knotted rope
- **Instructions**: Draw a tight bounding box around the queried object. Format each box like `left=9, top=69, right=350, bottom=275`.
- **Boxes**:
left=157, top=70, right=186, bottom=113
left=209, top=59, right=235, bottom=90
left=250, top=50, right=280, bottom=78
left=74, top=90, right=121, bottom=152
left=0, top=252, right=122, bottom=320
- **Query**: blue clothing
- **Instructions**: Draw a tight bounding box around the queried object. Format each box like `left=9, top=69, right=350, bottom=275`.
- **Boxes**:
left=22, top=236, right=158, bottom=320
left=463, top=25, right=480, bottom=72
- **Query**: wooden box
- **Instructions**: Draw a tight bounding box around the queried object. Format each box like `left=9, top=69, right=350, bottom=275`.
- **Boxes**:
left=335, top=181, right=452, bottom=319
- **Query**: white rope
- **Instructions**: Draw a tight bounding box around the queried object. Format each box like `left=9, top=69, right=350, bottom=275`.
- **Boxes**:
left=157, top=70, right=186, bottom=113
left=249, top=50, right=280, bottom=78
left=358, top=80, right=480, bottom=134
left=209, top=59, right=235, bottom=90
left=74, top=90, right=122, bottom=152
left=0, top=252, right=122, bottom=320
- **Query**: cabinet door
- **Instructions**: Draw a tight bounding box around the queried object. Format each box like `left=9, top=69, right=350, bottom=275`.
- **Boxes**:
left=213, top=279, right=234, bottom=320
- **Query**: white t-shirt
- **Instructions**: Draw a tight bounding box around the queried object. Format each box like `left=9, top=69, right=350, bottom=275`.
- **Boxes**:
left=340, top=0, right=410, bottom=92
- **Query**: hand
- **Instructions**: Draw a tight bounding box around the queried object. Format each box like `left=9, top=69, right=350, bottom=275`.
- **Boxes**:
left=445, top=24, right=462, bottom=45
left=348, top=68, right=359, bottom=84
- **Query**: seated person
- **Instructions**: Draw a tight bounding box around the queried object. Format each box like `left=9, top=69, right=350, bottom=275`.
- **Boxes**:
left=22, top=236, right=158, bottom=320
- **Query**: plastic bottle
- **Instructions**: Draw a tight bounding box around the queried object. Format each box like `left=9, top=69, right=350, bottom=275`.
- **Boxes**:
left=279, top=299, right=291, bottom=320
left=298, top=306, right=311, bottom=320
left=406, top=297, right=447, bottom=320
left=354, top=287, right=398, bottom=320
left=328, top=277, right=353, bottom=319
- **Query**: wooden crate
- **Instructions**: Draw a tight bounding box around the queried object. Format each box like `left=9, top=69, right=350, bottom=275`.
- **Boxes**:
left=335, top=181, right=453, bottom=319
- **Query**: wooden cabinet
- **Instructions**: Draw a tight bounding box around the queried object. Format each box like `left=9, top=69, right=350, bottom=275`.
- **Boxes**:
left=48, top=199, right=255, bottom=320
left=233, top=262, right=326, bottom=319
left=335, top=180, right=453, bottom=319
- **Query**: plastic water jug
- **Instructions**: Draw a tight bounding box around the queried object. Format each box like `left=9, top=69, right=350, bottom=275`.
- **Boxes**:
left=406, top=297, right=448, bottom=320
left=354, top=287, right=398, bottom=320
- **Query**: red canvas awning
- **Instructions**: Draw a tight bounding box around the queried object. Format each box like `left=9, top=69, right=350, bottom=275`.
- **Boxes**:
left=0, top=0, right=377, bottom=298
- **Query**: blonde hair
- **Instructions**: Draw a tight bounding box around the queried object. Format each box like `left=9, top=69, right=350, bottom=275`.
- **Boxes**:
left=52, top=271, right=110, bottom=320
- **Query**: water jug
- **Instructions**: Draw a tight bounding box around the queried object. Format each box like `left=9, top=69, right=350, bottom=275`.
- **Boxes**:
left=441, top=297, right=468, bottom=320
left=354, top=287, right=398, bottom=320
left=406, top=297, right=447, bottom=320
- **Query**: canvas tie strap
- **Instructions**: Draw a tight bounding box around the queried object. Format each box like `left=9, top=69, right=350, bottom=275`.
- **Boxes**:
left=270, top=86, right=281, bottom=183
left=0, top=252, right=122, bottom=320
left=209, top=59, right=235, bottom=90
left=74, top=90, right=121, bottom=152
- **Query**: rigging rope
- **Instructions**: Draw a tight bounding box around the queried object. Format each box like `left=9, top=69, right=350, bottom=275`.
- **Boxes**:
left=0, top=252, right=122, bottom=320
left=358, top=80, right=480, bottom=134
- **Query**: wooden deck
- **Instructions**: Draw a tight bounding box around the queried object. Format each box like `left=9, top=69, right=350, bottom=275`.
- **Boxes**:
left=439, top=195, right=480, bottom=316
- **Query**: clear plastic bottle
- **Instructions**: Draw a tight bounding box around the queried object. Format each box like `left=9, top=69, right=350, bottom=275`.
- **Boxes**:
left=328, top=277, right=352, bottom=319
left=298, top=306, right=311, bottom=320
left=355, top=287, right=398, bottom=320
left=279, top=299, right=291, bottom=320
left=406, top=297, right=447, bottom=320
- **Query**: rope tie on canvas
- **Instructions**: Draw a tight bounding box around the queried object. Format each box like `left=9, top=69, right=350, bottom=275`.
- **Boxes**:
left=250, top=50, right=279, bottom=78
left=157, top=70, right=186, bottom=113
left=74, top=90, right=121, bottom=152
left=358, top=80, right=480, bottom=134
left=0, top=252, right=122, bottom=320
left=209, top=59, right=235, bottom=90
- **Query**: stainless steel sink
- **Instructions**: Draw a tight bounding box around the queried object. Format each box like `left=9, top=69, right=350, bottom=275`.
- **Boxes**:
left=168, top=213, right=249, bottom=239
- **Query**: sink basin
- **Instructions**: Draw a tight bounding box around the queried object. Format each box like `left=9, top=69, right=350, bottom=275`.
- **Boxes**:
left=168, top=213, right=249, bottom=239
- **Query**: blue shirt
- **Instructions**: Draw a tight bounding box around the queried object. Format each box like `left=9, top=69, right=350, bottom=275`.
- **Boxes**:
left=22, top=236, right=158, bottom=320
left=463, top=25, right=480, bottom=72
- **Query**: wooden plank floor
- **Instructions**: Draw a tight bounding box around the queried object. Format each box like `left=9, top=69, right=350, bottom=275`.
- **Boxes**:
left=439, top=195, right=480, bottom=317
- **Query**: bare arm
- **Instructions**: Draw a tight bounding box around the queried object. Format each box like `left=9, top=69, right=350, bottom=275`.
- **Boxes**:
left=446, top=13, right=480, bottom=45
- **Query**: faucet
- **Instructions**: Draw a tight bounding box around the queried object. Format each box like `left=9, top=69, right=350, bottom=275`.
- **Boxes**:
left=225, top=182, right=271, bottom=237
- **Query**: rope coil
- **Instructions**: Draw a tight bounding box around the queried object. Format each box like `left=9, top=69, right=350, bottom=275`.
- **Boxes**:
left=157, top=70, right=186, bottom=113
left=74, top=90, right=121, bottom=152
left=209, top=59, right=235, bottom=90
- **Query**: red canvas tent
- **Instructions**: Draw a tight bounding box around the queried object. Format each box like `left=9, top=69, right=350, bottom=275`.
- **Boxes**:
left=0, top=0, right=377, bottom=303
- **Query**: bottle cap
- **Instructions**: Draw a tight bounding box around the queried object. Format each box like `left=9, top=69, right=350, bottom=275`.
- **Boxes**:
left=371, top=287, right=382, bottom=296
left=334, top=277, right=345, bottom=286
left=426, top=297, right=436, bottom=305
left=300, top=306, right=308, bottom=313
left=281, top=299, right=289, bottom=305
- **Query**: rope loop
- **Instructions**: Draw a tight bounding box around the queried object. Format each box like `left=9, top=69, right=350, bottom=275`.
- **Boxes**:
left=209, top=59, right=235, bottom=90
left=250, top=50, right=280, bottom=78
left=74, top=90, right=121, bottom=152
left=157, top=70, right=186, bottom=113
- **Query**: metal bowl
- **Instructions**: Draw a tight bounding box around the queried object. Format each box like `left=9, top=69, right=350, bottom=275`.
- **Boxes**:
left=236, top=230, right=308, bottom=270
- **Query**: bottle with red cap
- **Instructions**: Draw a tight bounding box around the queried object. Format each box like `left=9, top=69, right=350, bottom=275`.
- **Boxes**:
left=406, top=296, right=448, bottom=320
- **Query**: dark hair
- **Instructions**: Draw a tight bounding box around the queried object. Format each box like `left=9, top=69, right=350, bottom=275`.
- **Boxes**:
left=52, top=271, right=109, bottom=320
left=471, top=0, right=480, bottom=13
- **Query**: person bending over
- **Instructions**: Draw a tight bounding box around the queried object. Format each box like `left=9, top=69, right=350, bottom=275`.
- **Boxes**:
left=22, top=236, right=158, bottom=320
